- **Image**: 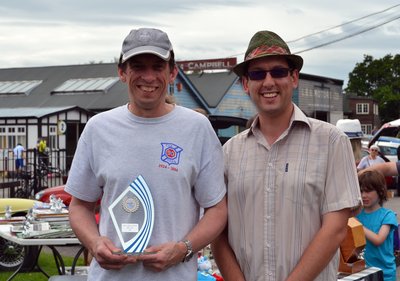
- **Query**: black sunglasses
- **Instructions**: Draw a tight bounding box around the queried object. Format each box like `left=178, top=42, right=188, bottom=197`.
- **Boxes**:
left=247, top=68, right=291, bottom=80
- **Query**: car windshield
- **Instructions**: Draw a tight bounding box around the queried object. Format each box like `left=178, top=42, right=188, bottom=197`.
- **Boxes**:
left=378, top=145, right=399, bottom=156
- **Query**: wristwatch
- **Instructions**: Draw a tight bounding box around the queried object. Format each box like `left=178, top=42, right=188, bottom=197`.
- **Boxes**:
left=180, top=239, right=194, bottom=262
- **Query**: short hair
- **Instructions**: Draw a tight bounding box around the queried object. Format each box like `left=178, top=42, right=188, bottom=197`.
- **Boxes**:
left=358, top=170, right=387, bottom=206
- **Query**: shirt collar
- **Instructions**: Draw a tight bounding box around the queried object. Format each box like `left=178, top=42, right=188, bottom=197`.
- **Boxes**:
left=246, top=103, right=312, bottom=137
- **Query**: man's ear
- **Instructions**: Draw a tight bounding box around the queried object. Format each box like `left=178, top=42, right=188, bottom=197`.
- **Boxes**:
left=291, top=69, right=299, bottom=87
left=241, top=76, right=250, bottom=96
left=169, top=65, right=179, bottom=84
left=118, top=67, right=127, bottom=83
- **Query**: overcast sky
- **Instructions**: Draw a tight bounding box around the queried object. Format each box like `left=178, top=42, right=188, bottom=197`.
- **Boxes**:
left=1, top=0, right=399, bottom=86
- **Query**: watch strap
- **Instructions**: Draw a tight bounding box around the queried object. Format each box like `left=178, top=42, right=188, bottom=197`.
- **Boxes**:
left=180, top=239, right=193, bottom=262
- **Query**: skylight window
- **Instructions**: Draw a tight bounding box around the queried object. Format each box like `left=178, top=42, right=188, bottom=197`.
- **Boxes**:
left=0, top=80, right=42, bottom=96
left=52, top=77, right=119, bottom=95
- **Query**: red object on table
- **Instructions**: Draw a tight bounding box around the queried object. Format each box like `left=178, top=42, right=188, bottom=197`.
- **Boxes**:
left=212, top=273, right=224, bottom=281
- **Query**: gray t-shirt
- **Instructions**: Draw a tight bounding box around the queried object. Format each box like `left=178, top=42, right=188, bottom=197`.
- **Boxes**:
left=66, top=104, right=226, bottom=281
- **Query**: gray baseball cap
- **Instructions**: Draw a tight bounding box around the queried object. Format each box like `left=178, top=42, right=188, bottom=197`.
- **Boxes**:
left=120, top=28, right=173, bottom=63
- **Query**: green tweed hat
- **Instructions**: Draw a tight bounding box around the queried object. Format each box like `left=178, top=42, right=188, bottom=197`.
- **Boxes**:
left=233, top=30, right=303, bottom=77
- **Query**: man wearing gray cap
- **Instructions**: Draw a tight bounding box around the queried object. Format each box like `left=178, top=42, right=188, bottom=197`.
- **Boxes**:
left=211, top=30, right=361, bottom=281
left=66, top=28, right=227, bottom=281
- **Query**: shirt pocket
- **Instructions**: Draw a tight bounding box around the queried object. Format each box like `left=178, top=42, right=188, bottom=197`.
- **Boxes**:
left=275, top=159, right=324, bottom=206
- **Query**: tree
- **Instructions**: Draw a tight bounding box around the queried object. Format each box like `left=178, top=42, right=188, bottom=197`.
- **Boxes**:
left=346, top=54, right=400, bottom=123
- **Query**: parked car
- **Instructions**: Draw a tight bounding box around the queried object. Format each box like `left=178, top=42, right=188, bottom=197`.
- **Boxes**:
left=0, top=198, right=38, bottom=217
left=0, top=198, right=40, bottom=271
left=208, top=115, right=248, bottom=145
left=368, top=119, right=400, bottom=193
left=361, top=134, right=373, bottom=149
left=35, top=185, right=71, bottom=206
left=370, top=119, right=400, bottom=145
left=374, top=136, right=400, bottom=162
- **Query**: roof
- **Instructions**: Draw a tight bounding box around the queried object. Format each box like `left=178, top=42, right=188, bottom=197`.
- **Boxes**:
left=186, top=71, right=238, bottom=108
left=0, top=63, right=208, bottom=114
left=299, top=73, right=343, bottom=86
left=0, top=63, right=128, bottom=111
left=0, top=106, right=93, bottom=118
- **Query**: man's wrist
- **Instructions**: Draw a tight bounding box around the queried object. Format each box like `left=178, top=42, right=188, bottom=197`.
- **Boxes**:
left=179, top=239, right=194, bottom=262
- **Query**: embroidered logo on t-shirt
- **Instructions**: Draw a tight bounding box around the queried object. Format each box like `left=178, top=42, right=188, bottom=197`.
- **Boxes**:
left=160, top=142, right=183, bottom=166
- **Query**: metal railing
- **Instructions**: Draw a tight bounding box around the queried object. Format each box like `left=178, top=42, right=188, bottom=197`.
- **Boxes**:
left=0, top=149, right=70, bottom=198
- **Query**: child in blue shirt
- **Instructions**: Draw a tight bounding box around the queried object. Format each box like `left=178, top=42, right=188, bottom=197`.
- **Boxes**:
left=356, top=170, right=398, bottom=281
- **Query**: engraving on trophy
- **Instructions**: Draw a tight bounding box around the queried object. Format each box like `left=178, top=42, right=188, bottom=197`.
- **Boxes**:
left=123, top=196, right=140, bottom=213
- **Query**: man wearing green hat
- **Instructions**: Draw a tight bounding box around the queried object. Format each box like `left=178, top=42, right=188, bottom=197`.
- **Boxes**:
left=211, top=30, right=362, bottom=281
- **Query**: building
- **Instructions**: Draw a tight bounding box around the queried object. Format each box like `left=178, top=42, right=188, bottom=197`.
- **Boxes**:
left=344, top=95, right=380, bottom=134
left=0, top=106, right=94, bottom=175
left=297, top=73, right=344, bottom=125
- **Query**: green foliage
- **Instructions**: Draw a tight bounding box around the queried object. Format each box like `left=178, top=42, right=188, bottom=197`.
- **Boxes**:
left=346, top=54, right=400, bottom=122
left=0, top=251, right=85, bottom=281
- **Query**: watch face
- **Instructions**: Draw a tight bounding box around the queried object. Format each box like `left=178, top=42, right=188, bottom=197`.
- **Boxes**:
left=184, top=250, right=194, bottom=262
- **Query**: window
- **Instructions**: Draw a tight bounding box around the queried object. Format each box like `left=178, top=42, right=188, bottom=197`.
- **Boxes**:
left=373, top=104, right=379, bottom=115
left=0, top=126, right=26, bottom=149
left=356, top=103, right=369, bottom=114
left=49, top=126, right=58, bottom=149
left=52, top=77, right=119, bottom=95
left=0, top=80, right=42, bottom=96
left=361, top=124, right=373, bottom=135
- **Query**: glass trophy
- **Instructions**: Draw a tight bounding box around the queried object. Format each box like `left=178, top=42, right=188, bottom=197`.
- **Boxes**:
left=109, top=175, right=154, bottom=254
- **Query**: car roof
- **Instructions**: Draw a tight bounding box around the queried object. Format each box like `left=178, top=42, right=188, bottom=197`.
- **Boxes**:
left=208, top=115, right=248, bottom=130
left=377, top=136, right=400, bottom=143
left=376, top=141, right=400, bottom=148
left=368, top=119, right=400, bottom=148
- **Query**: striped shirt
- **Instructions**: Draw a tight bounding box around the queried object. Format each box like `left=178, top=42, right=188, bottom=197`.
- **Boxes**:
left=223, top=104, right=362, bottom=281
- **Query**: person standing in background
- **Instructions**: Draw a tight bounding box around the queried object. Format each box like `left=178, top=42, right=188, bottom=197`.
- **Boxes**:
left=37, top=137, right=48, bottom=166
left=13, top=143, right=25, bottom=177
left=357, top=144, right=385, bottom=171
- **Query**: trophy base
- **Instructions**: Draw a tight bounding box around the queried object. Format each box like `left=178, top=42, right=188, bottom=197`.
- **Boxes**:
left=338, top=255, right=365, bottom=274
